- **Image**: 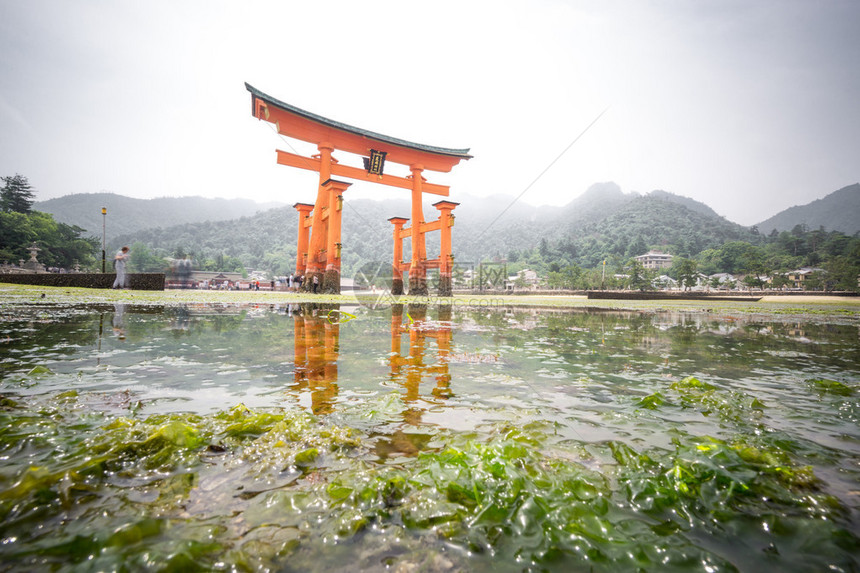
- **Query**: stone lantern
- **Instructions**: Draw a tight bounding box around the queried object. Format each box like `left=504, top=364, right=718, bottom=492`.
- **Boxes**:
left=23, top=242, right=46, bottom=273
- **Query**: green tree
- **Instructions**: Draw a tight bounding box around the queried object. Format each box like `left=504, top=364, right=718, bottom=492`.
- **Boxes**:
left=0, top=209, right=98, bottom=269
left=1, top=174, right=36, bottom=214
left=611, top=235, right=629, bottom=256
left=696, top=248, right=721, bottom=275
left=804, top=271, right=825, bottom=291
left=808, top=228, right=826, bottom=255
left=129, top=241, right=168, bottom=272
left=0, top=211, right=32, bottom=262
left=538, top=238, right=550, bottom=258
left=770, top=273, right=791, bottom=290
left=716, top=241, right=756, bottom=274
left=825, top=256, right=859, bottom=292
left=546, top=271, right=564, bottom=289
left=562, top=264, right=584, bottom=289
left=741, top=245, right=768, bottom=278
left=672, top=257, right=699, bottom=291
left=625, top=259, right=652, bottom=291
left=823, top=233, right=851, bottom=257
left=627, top=236, right=648, bottom=257
left=34, top=213, right=99, bottom=269
left=742, top=274, right=766, bottom=290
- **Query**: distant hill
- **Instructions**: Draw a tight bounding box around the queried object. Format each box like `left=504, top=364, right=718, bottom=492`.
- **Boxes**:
left=647, top=189, right=721, bottom=218
left=31, top=182, right=858, bottom=276
left=102, top=183, right=761, bottom=275
left=34, top=193, right=285, bottom=239
left=69, top=182, right=860, bottom=276
left=450, top=182, right=633, bottom=262
left=113, top=205, right=301, bottom=274
left=560, top=194, right=758, bottom=267
left=755, top=183, right=860, bottom=235
left=451, top=183, right=750, bottom=265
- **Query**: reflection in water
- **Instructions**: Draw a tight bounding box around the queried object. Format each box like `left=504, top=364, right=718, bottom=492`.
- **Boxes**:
left=3, top=303, right=858, bottom=477
left=112, top=303, right=126, bottom=340
left=171, top=305, right=191, bottom=334
left=1, top=303, right=859, bottom=571
left=288, top=303, right=456, bottom=421
left=292, top=304, right=340, bottom=415
left=390, top=304, right=453, bottom=407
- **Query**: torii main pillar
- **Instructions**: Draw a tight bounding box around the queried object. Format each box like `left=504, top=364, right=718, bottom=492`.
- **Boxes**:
left=246, top=83, right=471, bottom=295
left=294, top=176, right=350, bottom=294
left=322, top=179, right=350, bottom=292
left=303, top=143, right=335, bottom=291
left=408, top=164, right=428, bottom=295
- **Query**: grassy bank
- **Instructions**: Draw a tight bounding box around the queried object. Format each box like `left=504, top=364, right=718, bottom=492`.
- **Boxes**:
left=2, top=282, right=860, bottom=320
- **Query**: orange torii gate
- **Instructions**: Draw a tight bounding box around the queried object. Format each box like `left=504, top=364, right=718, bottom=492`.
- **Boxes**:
left=246, top=83, right=471, bottom=295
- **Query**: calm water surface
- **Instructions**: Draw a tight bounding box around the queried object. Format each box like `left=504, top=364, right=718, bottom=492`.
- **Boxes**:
left=1, top=302, right=858, bottom=572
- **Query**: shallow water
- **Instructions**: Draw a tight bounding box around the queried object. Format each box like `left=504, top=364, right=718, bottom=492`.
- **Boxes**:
left=0, top=302, right=858, bottom=571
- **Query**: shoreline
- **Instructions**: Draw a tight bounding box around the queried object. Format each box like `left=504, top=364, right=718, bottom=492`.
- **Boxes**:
left=2, top=282, right=859, bottom=317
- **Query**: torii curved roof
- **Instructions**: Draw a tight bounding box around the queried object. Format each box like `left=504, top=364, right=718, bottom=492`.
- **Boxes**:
left=246, top=83, right=471, bottom=172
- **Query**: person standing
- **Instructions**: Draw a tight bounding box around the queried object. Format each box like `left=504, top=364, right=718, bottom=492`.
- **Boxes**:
left=112, top=246, right=130, bottom=289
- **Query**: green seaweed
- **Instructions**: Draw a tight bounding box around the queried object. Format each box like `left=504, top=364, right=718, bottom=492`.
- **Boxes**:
left=665, top=375, right=766, bottom=423
left=0, top=392, right=857, bottom=572
left=638, top=391, right=667, bottom=409
left=807, top=377, right=855, bottom=396
left=1, top=298, right=859, bottom=572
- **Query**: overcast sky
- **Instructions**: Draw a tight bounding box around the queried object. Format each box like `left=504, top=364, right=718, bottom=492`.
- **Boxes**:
left=1, top=0, right=858, bottom=225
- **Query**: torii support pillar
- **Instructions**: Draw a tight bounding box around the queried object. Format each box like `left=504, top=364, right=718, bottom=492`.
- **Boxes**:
left=389, top=200, right=458, bottom=297
left=433, top=200, right=458, bottom=297
left=388, top=217, right=409, bottom=295
left=293, top=203, right=314, bottom=276
left=302, top=143, right=335, bottom=293
left=322, top=179, right=351, bottom=294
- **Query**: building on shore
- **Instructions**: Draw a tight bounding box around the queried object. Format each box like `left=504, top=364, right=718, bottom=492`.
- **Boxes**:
left=786, top=267, right=826, bottom=289
left=634, top=251, right=674, bottom=270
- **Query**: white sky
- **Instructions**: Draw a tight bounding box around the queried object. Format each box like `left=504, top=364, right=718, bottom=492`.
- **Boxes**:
left=1, top=0, right=858, bottom=225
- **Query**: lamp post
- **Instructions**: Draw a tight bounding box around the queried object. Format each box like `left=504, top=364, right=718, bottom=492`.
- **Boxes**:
left=101, top=207, right=107, bottom=273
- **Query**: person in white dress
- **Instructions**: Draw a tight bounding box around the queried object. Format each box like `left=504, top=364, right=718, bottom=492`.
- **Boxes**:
left=112, top=246, right=130, bottom=289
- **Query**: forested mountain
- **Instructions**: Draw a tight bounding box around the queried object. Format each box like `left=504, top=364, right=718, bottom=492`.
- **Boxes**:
left=10, top=174, right=855, bottom=290
left=550, top=194, right=759, bottom=268
left=35, top=182, right=855, bottom=285
left=106, top=183, right=757, bottom=277
left=113, top=197, right=417, bottom=277
left=448, top=182, right=629, bottom=263
left=647, top=189, right=721, bottom=218
left=452, top=183, right=754, bottom=267
left=556, top=181, right=634, bottom=224
left=34, top=193, right=285, bottom=238
left=755, top=183, right=860, bottom=235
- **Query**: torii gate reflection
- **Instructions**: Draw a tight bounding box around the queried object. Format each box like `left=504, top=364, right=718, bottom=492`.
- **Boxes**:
left=389, top=304, right=453, bottom=425
left=292, top=304, right=340, bottom=415
left=246, top=83, right=471, bottom=296
left=290, top=304, right=452, bottom=418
